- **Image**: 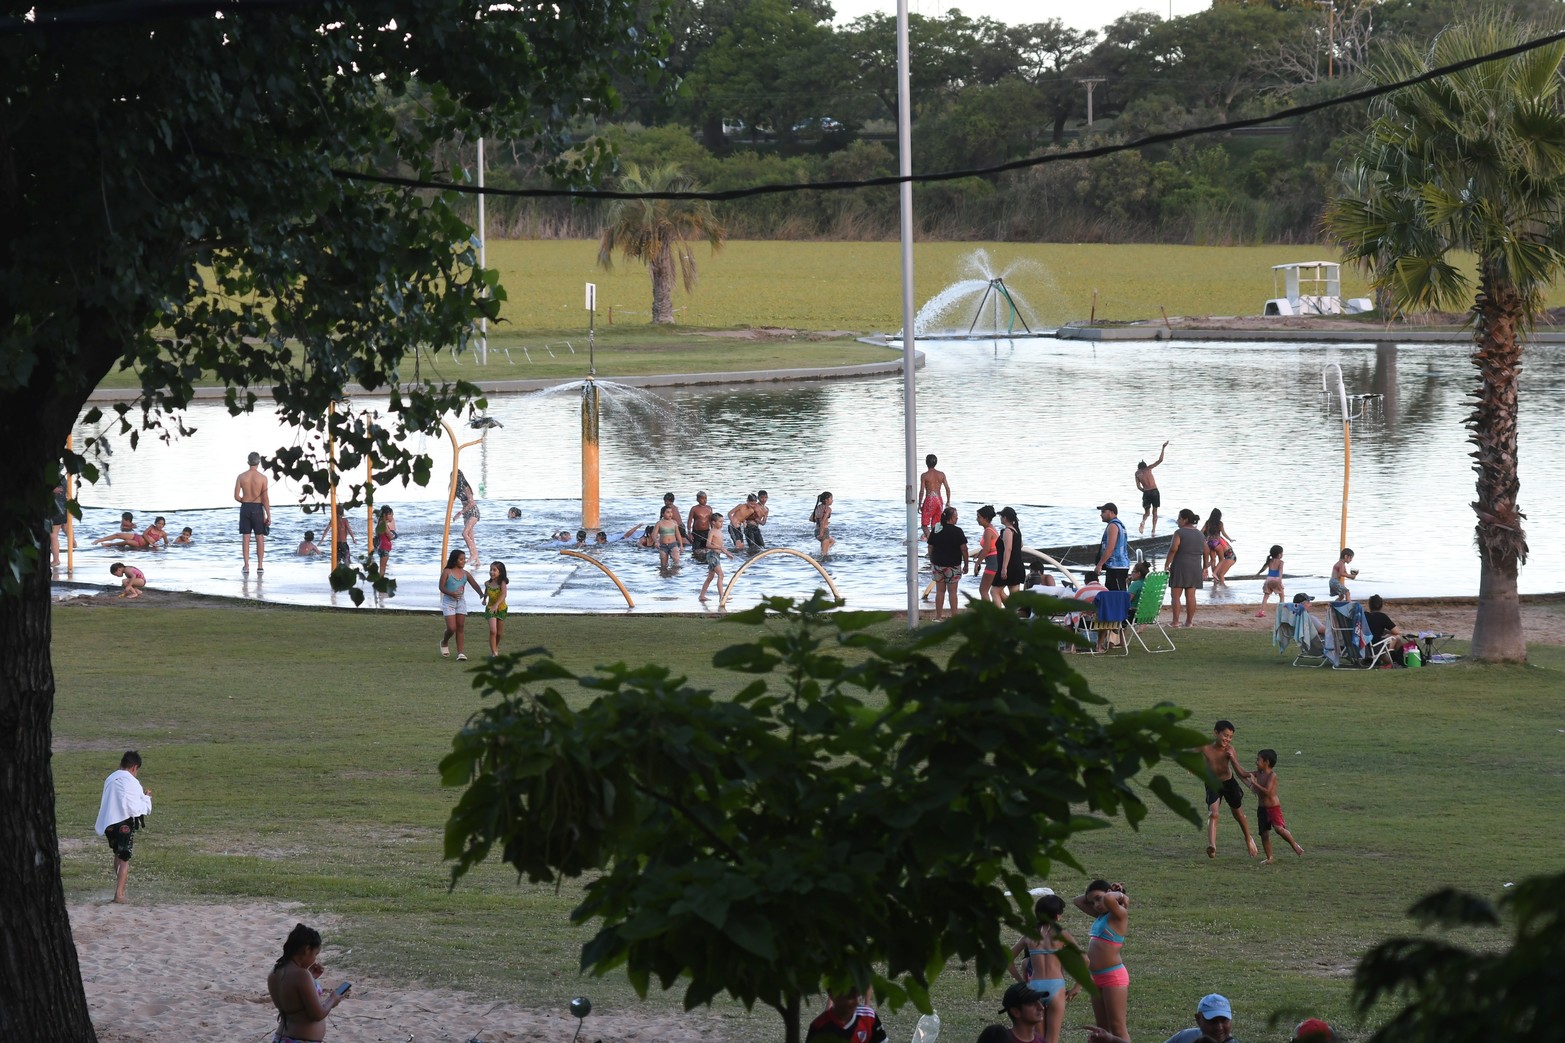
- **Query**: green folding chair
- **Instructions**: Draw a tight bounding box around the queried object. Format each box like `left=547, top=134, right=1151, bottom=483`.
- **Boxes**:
left=1129, top=571, right=1176, bottom=653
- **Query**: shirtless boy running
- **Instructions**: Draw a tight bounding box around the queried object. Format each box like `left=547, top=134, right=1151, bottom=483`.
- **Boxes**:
left=919, top=454, right=952, bottom=540
left=1236, top=748, right=1305, bottom=863
left=1135, top=441, right=1168, bottom=534
left=234, top=451, right=271, bottom=575
left=1201, top=719, right=1259, bottom=859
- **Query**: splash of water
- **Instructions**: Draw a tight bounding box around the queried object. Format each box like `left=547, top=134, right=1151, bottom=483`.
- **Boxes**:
left=901, top=249, right=1054, bottom=337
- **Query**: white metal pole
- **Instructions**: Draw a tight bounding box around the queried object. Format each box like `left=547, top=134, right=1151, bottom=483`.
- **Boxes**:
left=897, top=0, right=919, bottom=627
left=478, top=137, right=488, bottom=366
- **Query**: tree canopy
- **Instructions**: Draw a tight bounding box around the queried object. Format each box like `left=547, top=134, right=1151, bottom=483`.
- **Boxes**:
left=0, top=2, right=663, bottom=1037
left=442, top=594, right=1207, bottom=1043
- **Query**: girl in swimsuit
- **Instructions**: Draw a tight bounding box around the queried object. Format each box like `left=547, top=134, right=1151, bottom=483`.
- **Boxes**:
left=1074, top=880, right=1130, bottom=1041
left=267, top=922, right=349, bottom=1043
left=483, top=561, right=508, bottom=657
left=453, top=470, right=481, bottom=565
left=1201, top=509, right=1235, bottom=580
left=1257, top=544, right=1285, bottom=616
left=374, top=506, right=396, bottom=575
left=109, top=562, right=145, bottom=599
left=438, top=549, right=483, bottom=661
left=811, top=492, right=835, bottom=557
left=1009, top=893, right=1081, bottom=1043
left=974, top=505, right=1002, bottom=606
left=655, top=505, right=683, bottom=570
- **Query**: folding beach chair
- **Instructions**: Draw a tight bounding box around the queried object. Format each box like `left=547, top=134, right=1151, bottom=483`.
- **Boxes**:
left=1084, top=589, right=1132, bottom=656
left=1327, top=601, right=1397, bottom=669
left=1275, top=603, right=1327, bottom=667
left=1128, top=571, right=1176, bottom=653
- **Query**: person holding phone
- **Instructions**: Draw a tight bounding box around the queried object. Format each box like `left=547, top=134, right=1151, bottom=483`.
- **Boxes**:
left=268, top=923, right=349, bottom=1042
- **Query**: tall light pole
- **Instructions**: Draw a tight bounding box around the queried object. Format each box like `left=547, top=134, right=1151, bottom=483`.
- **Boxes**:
left=897, top=0, right=919, bottom=627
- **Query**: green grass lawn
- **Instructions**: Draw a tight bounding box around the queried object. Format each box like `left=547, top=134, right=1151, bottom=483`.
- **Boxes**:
left=51, top=602, right=1565, bottom=1042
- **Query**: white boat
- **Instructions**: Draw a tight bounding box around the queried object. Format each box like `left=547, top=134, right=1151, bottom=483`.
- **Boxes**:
left=1264, top=261, right=1374, bottom=316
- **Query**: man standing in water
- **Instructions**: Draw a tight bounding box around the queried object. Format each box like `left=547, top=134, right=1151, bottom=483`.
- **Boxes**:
left=918, top=454, right=951, bottom=540
left=235, top=451, right=271, bottom=574
left=748, top=490, right=769, bottom=550
left=1135, top=441, right=1168, bottom=534
left=687, top=491, right=713, bottom=561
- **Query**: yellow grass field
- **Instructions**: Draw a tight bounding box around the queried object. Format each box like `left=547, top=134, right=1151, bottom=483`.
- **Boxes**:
left=490, top=240, right=1379, bottom=334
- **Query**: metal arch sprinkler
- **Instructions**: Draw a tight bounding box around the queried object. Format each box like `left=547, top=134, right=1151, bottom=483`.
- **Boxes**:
left=555, top=549, right=635, bottom=608
left=718, top=547, right=843, bottom=609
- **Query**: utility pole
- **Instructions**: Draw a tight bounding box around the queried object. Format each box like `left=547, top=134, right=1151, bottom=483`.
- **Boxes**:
left=1076, top=77, right=1106, bottom=126
left=1316, top=0, right=1335, bottom=78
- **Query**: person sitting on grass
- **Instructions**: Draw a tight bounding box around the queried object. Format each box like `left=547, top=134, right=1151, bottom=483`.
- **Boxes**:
left=805, top=987, right=886, bottom=1043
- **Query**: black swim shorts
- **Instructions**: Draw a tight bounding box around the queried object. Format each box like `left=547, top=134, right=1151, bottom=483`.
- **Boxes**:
left=238, top=501, right=269, bottom=536
left=106, top=819, right=136, bottom=861
left=1142, top=488, right=1161, bottom=510
left=1204, top=777, right=1244, bottom=809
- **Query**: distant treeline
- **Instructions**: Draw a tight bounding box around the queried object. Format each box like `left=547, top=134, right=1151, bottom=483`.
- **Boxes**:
left=426, top=0, right=1560, bottom=244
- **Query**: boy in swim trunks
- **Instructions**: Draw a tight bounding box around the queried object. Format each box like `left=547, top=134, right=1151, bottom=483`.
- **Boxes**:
left=918, top=454, right=951, bottom=540
left=699, top=513, right=735, bottom=602
left=1201, top=720, right=1259, bottom=859
left=1235, top=748, right=1305, bottom=862
left=1330, top=548, right=1357, bottom=601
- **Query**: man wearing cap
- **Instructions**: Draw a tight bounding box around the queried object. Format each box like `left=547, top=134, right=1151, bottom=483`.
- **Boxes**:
left=1096, top=504, right=1131, bottom=592
left=1291, top=1018, right=1334, bottom=1042
left=1163, top=993, right=1235, bottom=1043
left=998, top=982, right=1048, bottom=1042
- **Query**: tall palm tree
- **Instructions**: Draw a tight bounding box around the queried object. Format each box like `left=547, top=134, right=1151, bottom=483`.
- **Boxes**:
left=597, top=163, right=726, bottom=325
left=1324, top=19, right=1565, bottom=663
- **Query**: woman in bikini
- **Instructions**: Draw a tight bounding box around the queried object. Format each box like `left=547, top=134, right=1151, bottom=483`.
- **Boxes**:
left=438, top=549, right=483, bottom=661
left=1009, top=892, right=1081, bottom=1043
left=1074, top=879, right=1131, bottom=1041
left=1201, top=508, right=1235, bottom=582
left=267, top=922, right=350, bottom=1043
left=453, top=469, right=480, bottom=565
left=974, top=505, right=1003, bottom=606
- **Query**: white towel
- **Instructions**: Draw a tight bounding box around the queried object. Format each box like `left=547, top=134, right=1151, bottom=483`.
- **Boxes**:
left=94, top=769, right=152, bottom=835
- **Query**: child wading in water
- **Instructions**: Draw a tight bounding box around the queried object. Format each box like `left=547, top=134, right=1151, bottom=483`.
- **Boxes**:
left=699, top=513, right=734, bottom=602
left=1009, top=892, right=1081, bottom=1043
left=1237, top=748, right=1305, bottom=862
left=811, top=492, right=835, bottom=557
left=1257, top=544, right=1285, bottom=616
left=483, top=561, right=508, bottom=656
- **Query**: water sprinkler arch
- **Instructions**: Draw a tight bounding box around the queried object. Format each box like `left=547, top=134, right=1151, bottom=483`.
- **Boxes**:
left=719, top=547, right=842, bottom=609
left=556, top=548, right=636, bottom=608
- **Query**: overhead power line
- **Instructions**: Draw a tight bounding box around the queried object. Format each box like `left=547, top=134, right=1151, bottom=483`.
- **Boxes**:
left=331, top=27, right=1565, bottom=202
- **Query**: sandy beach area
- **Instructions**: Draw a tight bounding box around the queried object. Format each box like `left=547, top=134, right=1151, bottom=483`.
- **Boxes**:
left=73, top=900, right=726, bottom=1043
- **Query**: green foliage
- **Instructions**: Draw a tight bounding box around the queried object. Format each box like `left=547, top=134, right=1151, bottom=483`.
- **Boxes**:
left=442, top=593, right=1205, bottom=1037
left=1, top=0, right=668, bottom=592
left=1353, top=870, right=1565, bottom=1043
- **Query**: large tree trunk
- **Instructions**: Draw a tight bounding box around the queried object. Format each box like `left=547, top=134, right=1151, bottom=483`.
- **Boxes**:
left=1467, top=263, right=1529, bottom=663
left=0, top=535, right=98, bottom=1041
left=651, top=242, right=676, bottom=324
